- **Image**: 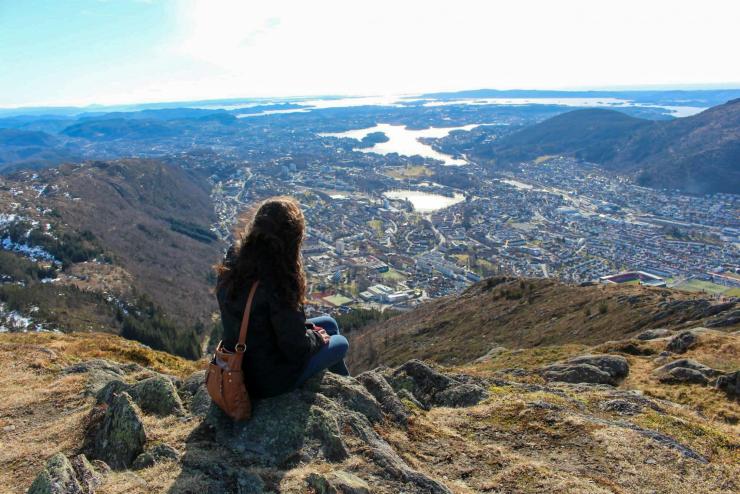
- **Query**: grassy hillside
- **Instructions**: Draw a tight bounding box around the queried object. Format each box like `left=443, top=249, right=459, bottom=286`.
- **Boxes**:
left=347, top=277, right=738, bottom=371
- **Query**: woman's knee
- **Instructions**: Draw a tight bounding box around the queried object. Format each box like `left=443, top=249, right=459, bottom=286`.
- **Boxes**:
left=313, top=315, right=339, bottom=335
left=329, top=334, right=349, bottom=356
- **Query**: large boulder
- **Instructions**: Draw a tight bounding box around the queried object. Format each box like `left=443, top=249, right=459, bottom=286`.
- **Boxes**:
left=542, top=354, right=629, bottom=385
left=178, top=370, right=211, bottom=416
left=666, top=331, right=698, bottom=354
left=716, top=371, right=740, bottom=397
left=96, top=376, right=185, bottom=417
left=658, top=367, right=709, bottom=385
left=542, top=363, right=615, bottom=385
left=387, top=360, right=488, bottom=408
left=27, top=453, right=82, bottom=494
left=636, top=328, right=672, bottom=340
left=128, top=376, right=185, bottom=416
left=207, top=370, right=451, bottom=494
left=27, top=453, right=105, bottom=494
left=567, top=355, right=630, bottom=380
left=90, top=392, right=147, bottom=470
left=654, top=359, right=722, bottom=378
left=311, top=372, right=383, bottom=423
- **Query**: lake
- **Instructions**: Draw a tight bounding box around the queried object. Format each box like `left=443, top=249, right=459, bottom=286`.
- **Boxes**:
left=383, top=189, right=465, bottom=213
left=320, top=123, right=489, bottom=165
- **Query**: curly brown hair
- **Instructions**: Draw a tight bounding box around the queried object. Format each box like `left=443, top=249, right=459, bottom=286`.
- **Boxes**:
left=215, top=196, right=307, bottom=309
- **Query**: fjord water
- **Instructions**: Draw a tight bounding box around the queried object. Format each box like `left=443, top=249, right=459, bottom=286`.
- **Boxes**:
left=321, top=123, right=484, bottom=165
left=383, top=189, right=465, bottom=213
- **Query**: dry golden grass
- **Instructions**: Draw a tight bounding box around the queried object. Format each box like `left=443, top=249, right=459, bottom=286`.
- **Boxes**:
left=0, top=331, right=202, bottom=377
left=0, top=331, right=202, bottom=493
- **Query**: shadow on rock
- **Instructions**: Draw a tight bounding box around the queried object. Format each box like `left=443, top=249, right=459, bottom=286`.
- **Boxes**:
left=168, top=368, right=455, bottom=494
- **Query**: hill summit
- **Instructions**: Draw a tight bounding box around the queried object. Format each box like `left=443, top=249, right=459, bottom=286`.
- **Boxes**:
left=2, top=275, right=739, bottom=493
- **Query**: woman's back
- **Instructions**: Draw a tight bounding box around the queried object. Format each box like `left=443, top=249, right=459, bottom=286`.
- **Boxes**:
left=216, top=278, right=321, bottom=398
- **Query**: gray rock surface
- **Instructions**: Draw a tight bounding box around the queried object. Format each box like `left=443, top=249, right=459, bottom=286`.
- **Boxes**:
left=206, top=369, right=451, bottom=493
left=388, top=359, right=488, bottom=408
left=567, top=355, right=630, bottom=380
left=356, top=370, right=409, bottom=425
left=178, top=370, right=211, bottom=416
left=312, top=372, right=383, bottom=423
left=27, top=453, right=105, bottom=494
left=90, top=392, right=147, bottom=470
left=307, top=471, right=371, bottom=494
left=636, top=328, right=672, bottom=340
left=658, top=367, right=709, bottom=385
left=96, top=376, right=185, bottom=416
left=542, top=354, right=629, bottom=385
left=542, top=363, right=615, bottom=385
left=716, top=370, right=740, bottom=396
left=128, top=376, right=185, bottom=416
left=666, top=330, right=698, bottom=354
left=27, top=453, right=83, bottom=494
left=599, top=399, right=643, bottom=416
left=654, top=359, right=722, bottom=377
left=132, top=443, right=180, bottom=470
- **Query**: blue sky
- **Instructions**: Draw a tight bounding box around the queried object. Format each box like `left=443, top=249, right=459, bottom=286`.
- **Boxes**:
left=1, top=0, right=740, bottom=108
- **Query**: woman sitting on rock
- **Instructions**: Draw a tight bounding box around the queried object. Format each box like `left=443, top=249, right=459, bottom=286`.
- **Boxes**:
left=214, top=196, right=350, bottom=399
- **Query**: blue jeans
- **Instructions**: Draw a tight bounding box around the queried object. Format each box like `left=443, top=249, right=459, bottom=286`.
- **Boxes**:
left=294, top=315, right=350, bottom=387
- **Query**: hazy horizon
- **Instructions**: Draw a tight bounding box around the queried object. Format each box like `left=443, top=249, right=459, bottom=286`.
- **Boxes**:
left=2, top=0, right=740, bottom=108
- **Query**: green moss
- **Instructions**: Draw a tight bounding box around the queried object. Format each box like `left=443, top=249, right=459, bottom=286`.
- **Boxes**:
left=636, top=411, right=739, bottom=461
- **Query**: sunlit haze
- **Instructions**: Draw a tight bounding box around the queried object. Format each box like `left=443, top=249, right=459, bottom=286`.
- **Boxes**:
left=2, top=0, right=740, bottom=107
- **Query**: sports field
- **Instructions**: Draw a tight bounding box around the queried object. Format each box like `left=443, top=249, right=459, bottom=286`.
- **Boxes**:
left=672, top=279, right=740, bottom=297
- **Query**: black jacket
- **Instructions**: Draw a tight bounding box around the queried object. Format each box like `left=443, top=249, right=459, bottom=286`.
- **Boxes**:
left=216, top=272, right=322, bottom=399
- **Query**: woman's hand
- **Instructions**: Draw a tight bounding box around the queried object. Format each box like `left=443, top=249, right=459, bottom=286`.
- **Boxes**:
left=314, top=327, right=330, bottom=345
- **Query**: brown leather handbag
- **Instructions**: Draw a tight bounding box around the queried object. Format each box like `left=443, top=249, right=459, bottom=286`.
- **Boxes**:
left=206, top=280, right=259, bottom=421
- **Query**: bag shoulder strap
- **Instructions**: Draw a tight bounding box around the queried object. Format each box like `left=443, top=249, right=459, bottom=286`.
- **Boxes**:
left=235, top=280, right=260, bottom=354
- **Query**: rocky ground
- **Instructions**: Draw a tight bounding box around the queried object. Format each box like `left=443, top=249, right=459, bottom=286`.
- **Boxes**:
left=1, top=324, right=738, bottom=493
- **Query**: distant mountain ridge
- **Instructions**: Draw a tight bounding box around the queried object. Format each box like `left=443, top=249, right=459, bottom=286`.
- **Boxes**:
left=475, top=98, right=740, bottom=194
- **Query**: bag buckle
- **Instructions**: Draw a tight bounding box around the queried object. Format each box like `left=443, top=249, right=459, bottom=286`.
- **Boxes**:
left=235, top=343, right=247, bottom=353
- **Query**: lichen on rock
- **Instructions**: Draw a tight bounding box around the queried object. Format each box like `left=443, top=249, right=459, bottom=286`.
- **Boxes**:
left=88, top=392, right=147, bottom=470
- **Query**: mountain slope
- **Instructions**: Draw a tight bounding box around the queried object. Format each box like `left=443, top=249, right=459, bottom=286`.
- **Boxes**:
left=29, top=159, right=222, bottom=325
left=347, top=277, right=738, bottom=371
left=2, top=313, right=738, bottom=493
left=0, top=159, right=223, bottom=357
left=484, top=108, right=653, bottom=164
left=477, top=99, right=740, bottom=194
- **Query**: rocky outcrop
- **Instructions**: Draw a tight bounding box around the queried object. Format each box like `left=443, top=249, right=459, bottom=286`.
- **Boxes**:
left=307, top=471, right=371, bottom=494
left=97, top=376, right=185, bottom=416
left=653, top=359, right=723, bottom=385
left=132, top=443, right=180, bottom=470
left=636, top=328, right=672, bottom=340
left=63, top=359, right=139, bottom=396
left=27, top=453, right=106, bottom=494
left=666, top=330, right=698, bottom=354
left=385, top=359, right=489, bottom=409
left=205, top=366, right=459, bottom=494
left=88, top=392, right=147, bottom=470
left=658, top=367, right=709, bottom=385
left=541, top=354, right=629, bottom=385
left=716, top=371, right=740, bottom=397
left=356, top=369, right=410, bottom=425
